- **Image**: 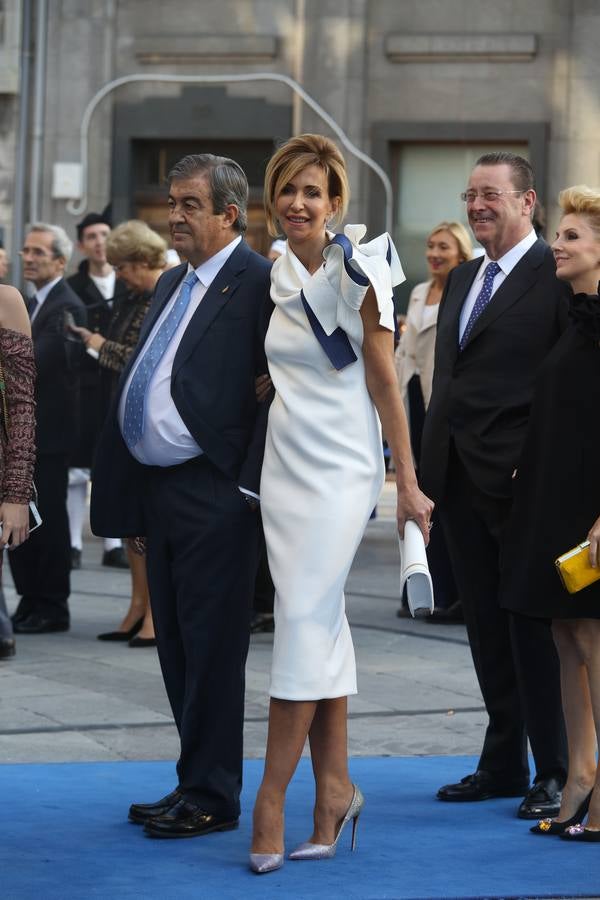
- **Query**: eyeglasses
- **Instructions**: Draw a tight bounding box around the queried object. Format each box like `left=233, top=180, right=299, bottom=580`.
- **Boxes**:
left=460, top=190, right=525, bottom=203
left=19, top=247, right=54, bottom=258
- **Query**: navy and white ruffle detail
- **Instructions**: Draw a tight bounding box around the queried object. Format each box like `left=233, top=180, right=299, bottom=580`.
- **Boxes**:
left=300, top=225, right=405, bottom=369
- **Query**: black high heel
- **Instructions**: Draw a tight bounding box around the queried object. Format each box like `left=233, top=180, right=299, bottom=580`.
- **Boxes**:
left=97, top=616, right=144, bottom=642
left=530, top=790, right=592, bottom=835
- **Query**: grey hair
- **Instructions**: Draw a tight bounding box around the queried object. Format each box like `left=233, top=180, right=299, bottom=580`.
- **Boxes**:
left=167, top=154, right=249, bottom=234
left=28, top=222, right=73, bottom=262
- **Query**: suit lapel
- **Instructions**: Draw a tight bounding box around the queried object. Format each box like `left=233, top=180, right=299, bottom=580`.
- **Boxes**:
left=172, top=242, right=249, bottom=377
left=32, top=281, right=64, bottom=336
left=462, top=239, right=546, bottom=349
left=438, top=261, right=479, bottom=363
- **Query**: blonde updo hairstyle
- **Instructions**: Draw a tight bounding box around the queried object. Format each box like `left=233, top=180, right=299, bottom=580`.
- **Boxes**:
left=428, top=221, right=473, bottom=263
left=106, top=220, right=168, bottom=270
left=558, top=185, right=600, bottom=237
left=264, top=134, right=350, bottom=238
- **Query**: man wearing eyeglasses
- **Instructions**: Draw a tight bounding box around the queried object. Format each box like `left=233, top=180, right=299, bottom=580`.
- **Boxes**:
left=421, top=152, right=570, bottom=819
left=9, top=224, right=86, bottom=634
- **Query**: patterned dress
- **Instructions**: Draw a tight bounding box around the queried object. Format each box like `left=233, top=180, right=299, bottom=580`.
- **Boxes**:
left=0, top=327, right=36, bottom=575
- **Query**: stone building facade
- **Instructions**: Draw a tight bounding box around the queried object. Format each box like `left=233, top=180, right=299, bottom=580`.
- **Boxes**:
left=1, top=0, right=599, bottom=299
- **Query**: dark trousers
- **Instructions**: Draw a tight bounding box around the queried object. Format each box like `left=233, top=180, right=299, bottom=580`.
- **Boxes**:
left=408, top=375, right=457, bottom=610
left=143, top=456, right=259, bottom=818
left=439, top=444, right=567, bottom=783
left=9, top=453, right=71, bottom=622
left=253, top=516, right=274, bottom=615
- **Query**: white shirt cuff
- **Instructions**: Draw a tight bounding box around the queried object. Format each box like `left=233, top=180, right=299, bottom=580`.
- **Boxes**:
left=239, top=487, right=260, bottom=502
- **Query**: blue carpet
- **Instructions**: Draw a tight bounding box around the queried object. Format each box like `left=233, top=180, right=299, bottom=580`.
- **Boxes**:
left=1, top=755, right=597, bottom=900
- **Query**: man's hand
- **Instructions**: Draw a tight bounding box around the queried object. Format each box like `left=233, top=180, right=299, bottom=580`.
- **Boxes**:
left=255, top=373, right=273, bottom=403
left=588, top=515, right=600, bottom=568
left=397, top=483, right=434, bottom=545
left=0, top=502, right=29, bottom=548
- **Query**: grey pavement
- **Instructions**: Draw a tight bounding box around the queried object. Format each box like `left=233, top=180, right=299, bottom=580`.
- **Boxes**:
left=0, top=483, right=486, bottom=765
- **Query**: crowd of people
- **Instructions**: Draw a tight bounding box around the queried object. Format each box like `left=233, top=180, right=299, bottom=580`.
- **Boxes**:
left=0, top=137, right=599, bottom=875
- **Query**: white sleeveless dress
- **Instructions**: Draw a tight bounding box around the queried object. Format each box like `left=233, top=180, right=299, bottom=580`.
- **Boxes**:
left=261, top=225, right=405, bottom=700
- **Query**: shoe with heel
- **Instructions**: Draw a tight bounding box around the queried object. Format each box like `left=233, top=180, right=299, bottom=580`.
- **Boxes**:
left=249, top=851, right=284, bottom=874
left=289, top=784, right=364, bottom=860
left=530, top=790, right=593, bottom=835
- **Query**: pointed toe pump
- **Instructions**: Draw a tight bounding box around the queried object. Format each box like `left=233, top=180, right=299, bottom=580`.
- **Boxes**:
left=289, top=784, right=364, bottom=861
left=249, top=852, right=284, bottom=874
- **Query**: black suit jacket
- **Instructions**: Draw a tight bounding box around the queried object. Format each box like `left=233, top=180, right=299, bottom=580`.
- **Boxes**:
left=90, top=240, right=272, bottom=537
left=420, top=239, right=570, bottom=501
left=32, top=278, right=87, bottom=456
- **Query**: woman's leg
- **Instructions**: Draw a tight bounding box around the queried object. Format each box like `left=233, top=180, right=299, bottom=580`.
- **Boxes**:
left=552, top=620, right=597, bottom=820
left=571, top=619, right=600, bottom=828
left=252, top=698, right=317, bottom=853
left=133, top=555, right=155, bottom=640
left=114, top=545, right=151, bottom=632
left=307, top=697, right=354, bottom=844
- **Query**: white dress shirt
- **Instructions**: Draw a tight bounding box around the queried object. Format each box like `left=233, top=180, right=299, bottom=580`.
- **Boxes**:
left=119, top=236, right=241, bottom=467
left=29, top=276, right=62, bottom=322
left=458, top=229, right=538, bottom=342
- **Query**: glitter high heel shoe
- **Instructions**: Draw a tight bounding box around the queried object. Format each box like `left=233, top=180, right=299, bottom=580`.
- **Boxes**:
left=530, top=790, right=592, bottom=835
left=288, top=784, right=364, bottom=860
left=249, top=852, right=284, bottom=874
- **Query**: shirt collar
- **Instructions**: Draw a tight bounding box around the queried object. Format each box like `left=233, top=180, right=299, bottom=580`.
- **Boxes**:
left=34, top=276, right=62, bottom=304
left=476, top=229, right=538, bottom=280
left=189, top=235, right=242, bottom=288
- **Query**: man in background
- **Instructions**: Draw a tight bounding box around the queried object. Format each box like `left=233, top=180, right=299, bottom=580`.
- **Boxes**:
left=67, top=211, right=128, bottom=570
left=10, top=224, right=86, bottom=633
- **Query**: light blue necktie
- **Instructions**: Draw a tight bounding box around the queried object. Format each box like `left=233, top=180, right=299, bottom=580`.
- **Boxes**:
left=459, top=261, right=501, bottom=350
left=122, top=269, right=199, bottom=450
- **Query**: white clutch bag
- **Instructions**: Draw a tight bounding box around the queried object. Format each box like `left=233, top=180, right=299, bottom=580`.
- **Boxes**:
left=398, top=520, right=434, bottom=617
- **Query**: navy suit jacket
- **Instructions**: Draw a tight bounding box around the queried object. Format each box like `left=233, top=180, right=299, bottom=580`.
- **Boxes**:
left=90, top=240, right=272, bottom=537
left=420, top=238, right=571, bottom=502
left=32, top=278, right=87, bottom=456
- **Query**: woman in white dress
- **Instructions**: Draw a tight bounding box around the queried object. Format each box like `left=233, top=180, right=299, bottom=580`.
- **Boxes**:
left=250, top=134, right=433, bottom=874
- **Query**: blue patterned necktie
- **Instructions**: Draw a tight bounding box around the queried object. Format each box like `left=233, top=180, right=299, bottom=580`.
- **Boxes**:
left=122, top=269, right=199, bottom=450
left=459, top=261, right=501, bottom=350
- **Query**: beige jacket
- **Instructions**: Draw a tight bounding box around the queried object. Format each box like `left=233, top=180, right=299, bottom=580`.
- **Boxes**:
left=394, top=280, right=439, bottom=410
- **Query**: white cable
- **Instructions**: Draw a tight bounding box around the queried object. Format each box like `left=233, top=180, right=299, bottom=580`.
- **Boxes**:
left=65, top=72, right=393, bottom=233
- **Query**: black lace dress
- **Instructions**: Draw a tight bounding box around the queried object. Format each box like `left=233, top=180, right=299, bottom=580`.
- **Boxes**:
left=500, top=290, right=600, bottom=618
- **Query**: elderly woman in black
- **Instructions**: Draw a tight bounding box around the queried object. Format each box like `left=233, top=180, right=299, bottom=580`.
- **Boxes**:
left=70, top=220, right=167, bottom=646
left=501, top=185, right=600, bottom=842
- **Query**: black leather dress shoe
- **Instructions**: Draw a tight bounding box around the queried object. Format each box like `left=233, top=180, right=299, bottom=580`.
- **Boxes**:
left=437, top=771, right=530, bottom=802
left=129, top=788, right=182, bottom=824
left=0, top=637, right=16, bottom=659
left=426, top=600, right=464, bottom=624
left=13, top=615, right=70, bottom=634
left=71, top=547, right=82, bottom=570
left=518, top=776, right=563, bottom=819
left=143, top=799, right=239, bottom=838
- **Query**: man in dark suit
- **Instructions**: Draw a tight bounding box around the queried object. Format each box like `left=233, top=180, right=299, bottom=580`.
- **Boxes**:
left=67, top=211, right=129, bottom=570
left=421, top=152, right=570, bottom=818
left=10, top=224, right=86, bottom=633
left=91, top=154, right=271, bottom=838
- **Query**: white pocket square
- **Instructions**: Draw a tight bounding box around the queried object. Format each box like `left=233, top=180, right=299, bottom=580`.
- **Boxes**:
left=398, top=520, right=434, bottom=617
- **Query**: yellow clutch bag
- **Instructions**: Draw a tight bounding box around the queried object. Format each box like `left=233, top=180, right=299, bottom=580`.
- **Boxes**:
left=555, top=541, right=600, bottom=594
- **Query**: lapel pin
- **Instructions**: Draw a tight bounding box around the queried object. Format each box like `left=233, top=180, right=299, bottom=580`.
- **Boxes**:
left=221, top=285, right=230, bottom=294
